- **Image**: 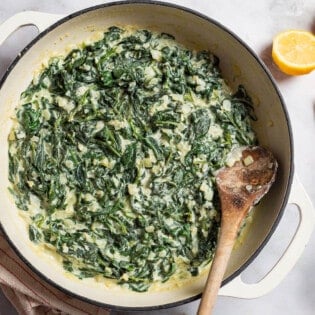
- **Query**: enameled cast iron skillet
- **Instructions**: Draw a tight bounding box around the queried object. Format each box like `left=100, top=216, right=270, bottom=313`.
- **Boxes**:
left=0, top=1, right=313, bottom=312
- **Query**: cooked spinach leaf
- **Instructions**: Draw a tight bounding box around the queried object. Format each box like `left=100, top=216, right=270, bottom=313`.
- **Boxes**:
left=8, top=26, right=256, bottom=292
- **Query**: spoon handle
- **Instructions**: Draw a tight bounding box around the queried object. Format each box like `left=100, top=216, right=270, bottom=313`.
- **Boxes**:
left=197, top=213, right=243, bottom=315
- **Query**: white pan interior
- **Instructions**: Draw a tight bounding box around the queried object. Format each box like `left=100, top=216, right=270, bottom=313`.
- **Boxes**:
left=0, top=2, right=292, bottom=309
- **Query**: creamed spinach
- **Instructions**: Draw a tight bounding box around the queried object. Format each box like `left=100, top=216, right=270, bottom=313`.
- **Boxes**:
left=8, top=27, right=256, bottom=292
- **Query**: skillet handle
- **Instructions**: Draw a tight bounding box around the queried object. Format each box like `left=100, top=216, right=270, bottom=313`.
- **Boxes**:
left=0, top=11, right=63, bottom=46
left=219, top=175, right=315, bottom=298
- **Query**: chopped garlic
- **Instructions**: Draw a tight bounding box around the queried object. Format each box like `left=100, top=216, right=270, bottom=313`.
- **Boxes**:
left=128, top=184, right=139, bottom=196
left=56, top=96, right=75, bottom=112
left=150, top=49, right=162, bottom=61
left=243, top=155, right=254, bottom=166
left=200, top=181, right=214, bottom=201
left=108, top=119, right=128, bottom=130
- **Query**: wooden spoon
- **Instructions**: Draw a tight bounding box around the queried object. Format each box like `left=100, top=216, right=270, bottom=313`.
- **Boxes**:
left=197, top=146, right=278, bottom=315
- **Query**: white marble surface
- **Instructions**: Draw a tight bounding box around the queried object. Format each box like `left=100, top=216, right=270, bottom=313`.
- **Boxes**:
left=0, top=0, right=314, bottom=314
